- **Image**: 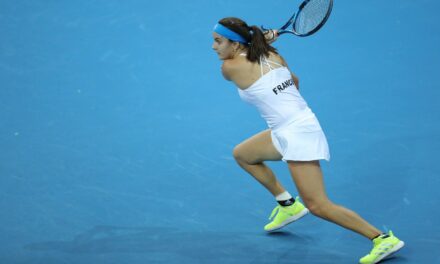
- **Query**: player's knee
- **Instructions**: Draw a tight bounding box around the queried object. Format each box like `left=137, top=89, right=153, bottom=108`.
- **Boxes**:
left=304, top=199, right=331, bottom=218
left=233, top=144, right=246, bottom=163
left=233, top=144, right=255, bottom=165
left=307, top=203, right=325, bottom=217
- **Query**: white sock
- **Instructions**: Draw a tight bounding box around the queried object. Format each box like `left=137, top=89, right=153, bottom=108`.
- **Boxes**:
left=275, top=191, right=293, bottom=201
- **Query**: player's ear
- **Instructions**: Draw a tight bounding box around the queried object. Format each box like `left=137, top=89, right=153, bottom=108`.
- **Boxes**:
left=232, top=41, right=241, bottom=52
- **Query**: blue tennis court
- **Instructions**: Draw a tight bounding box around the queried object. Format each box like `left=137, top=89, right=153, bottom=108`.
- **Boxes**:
left=1, top=1, right=439, bottom=263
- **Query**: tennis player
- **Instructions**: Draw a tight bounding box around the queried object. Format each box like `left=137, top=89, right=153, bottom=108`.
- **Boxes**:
left=212, top=17, right=404, bottom=264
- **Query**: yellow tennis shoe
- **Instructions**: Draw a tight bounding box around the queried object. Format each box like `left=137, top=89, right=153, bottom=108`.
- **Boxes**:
left=359, top=231, right=405, bottom=264
left=264, top=197, right=309, bottom=232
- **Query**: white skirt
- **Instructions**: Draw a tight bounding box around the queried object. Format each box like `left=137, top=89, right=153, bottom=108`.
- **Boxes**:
left=270, top=115, right=330, bottom=162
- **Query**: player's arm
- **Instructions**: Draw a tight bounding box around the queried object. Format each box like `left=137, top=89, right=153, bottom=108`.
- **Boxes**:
left=290, top=71, right=299, bottom=90
left=279, top=56, right=299, bottom=90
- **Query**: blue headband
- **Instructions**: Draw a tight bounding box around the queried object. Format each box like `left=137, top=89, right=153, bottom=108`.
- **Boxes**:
left=213, top=23, right=248, bottom=44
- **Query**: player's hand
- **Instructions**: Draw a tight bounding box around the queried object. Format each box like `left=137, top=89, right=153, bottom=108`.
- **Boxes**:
left=264, top=29, right=279, bottom=44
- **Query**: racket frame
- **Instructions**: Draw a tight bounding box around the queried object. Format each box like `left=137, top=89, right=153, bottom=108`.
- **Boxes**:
left=266, top=0, right=333, bottom=37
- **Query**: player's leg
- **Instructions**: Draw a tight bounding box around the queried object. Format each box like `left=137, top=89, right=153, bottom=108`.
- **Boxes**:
left=233, top=130, right=309, bottom=231
left=233, top=129, right=284, bottom=195
left=287, top=160, right=381, bottom=238
left=287, top=160, right=404, bottom=264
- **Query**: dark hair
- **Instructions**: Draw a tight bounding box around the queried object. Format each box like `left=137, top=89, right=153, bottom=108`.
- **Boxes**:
left=218, top=17, right=277, bottom=63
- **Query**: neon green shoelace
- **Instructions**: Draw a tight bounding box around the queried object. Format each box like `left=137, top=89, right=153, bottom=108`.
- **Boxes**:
left=269, top=205, right=281, bottom=220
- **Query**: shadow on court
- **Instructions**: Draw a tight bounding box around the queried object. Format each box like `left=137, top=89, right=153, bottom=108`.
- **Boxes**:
left=22, top=225, right=362, bottom=264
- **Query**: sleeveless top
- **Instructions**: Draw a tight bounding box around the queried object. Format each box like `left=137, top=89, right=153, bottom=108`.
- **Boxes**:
left=237, top=55, right=314, bottom=130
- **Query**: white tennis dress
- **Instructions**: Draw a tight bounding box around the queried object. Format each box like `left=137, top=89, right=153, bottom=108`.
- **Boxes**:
left=237, top=55, right=330, bottom=161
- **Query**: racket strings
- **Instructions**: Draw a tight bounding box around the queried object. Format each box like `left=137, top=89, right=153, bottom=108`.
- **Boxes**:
left=294, top=0, right=331, bottom=35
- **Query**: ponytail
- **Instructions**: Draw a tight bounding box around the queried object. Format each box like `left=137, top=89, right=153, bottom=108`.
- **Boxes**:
left=247, top=25, right=277, bottom=63
left=218, top=17, right=277, bottom=63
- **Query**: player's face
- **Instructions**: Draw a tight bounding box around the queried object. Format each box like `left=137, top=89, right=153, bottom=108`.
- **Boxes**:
left=212, top=32, right=235, bottom=60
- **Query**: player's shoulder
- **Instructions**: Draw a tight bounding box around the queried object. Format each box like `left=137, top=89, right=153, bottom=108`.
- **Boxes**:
left=221, top=58, right=243, bottom=80
left=268, top=52, right=288, bottom=67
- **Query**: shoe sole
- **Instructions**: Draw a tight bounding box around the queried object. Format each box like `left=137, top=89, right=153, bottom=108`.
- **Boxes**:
left=265, top=208, right=309, bottom=232
left=370, top=240, right=405, bottom=264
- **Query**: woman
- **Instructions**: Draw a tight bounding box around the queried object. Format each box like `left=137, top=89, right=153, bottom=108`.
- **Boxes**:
left=212, top=17, right=404, bottom=264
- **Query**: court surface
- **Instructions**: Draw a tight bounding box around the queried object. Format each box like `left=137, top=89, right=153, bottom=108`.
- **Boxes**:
left=1, top=1, right=440, bottom=263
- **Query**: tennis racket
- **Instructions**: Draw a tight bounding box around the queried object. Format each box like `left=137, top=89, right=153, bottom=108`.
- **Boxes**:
left=263, top=0, right=333, bottom=37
